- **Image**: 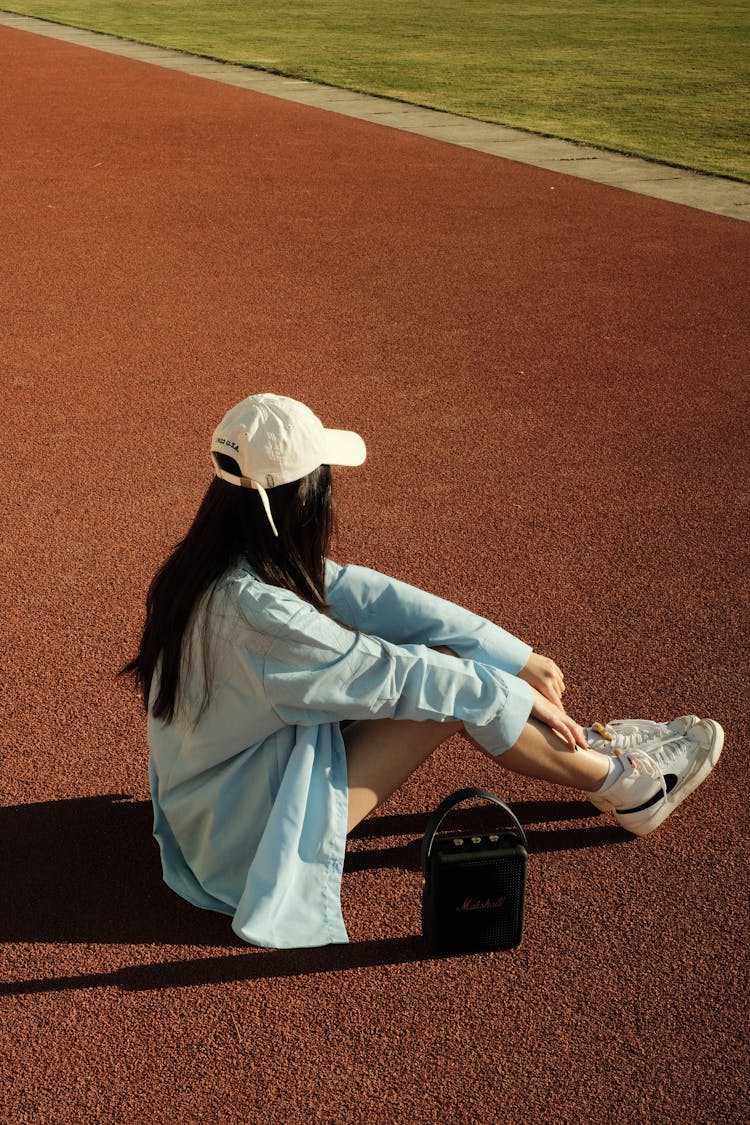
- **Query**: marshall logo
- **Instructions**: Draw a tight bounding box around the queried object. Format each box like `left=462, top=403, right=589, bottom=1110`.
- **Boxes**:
left=216, top=437, right=240, bottom=452
left=457, top=896, right=506, bottom=912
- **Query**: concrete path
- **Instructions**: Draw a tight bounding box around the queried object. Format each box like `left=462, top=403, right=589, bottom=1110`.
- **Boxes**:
left=2, top=8, right=749, bottom=222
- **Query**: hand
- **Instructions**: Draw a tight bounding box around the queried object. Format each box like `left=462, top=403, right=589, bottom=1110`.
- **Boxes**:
left=518, top=652, right=566, bottom=709
left=531, top=689, right=590, bottom=753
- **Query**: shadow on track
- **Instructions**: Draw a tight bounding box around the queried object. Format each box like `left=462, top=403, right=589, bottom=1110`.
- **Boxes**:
left=2, top=938, right=439, bottom=996
left=2, top=793, right=628, bottom=944
left=1, top=794, right=234, bottom=947
left=346, top=800, right=628, bottom=871
left=1, top=792, right=629, bottom=994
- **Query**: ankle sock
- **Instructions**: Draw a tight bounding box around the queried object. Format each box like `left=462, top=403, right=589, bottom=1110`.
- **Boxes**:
left=597, top=755, right=624, bottom=793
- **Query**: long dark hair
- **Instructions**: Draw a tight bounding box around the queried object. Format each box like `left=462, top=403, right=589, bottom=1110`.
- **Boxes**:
left=123, top=455, right=334, bottom=722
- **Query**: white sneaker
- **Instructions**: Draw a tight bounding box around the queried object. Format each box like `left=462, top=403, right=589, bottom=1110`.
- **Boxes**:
left=586, top=715, right=701, bottom=754
left=588, top=719, right=723, bottom=836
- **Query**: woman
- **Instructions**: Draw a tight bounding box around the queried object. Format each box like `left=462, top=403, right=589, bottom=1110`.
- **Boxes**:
left=124, top=393, right=723, bottom=948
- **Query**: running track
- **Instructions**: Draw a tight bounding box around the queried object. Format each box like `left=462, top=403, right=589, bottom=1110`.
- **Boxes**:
left=1, top=23, right=748, bottom=1125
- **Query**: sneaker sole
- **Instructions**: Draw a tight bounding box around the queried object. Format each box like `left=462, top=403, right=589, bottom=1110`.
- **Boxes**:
left=617, top=719, right=724, bottom=837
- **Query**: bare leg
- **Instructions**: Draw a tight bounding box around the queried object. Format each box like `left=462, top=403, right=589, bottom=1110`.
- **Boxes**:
left=342, top=646, right=610, bottom=832
left=480, top=719, right=609, bottom=791
left=343, top=716, right=610, bottom=833
left=343, top=717, right=462, bottom=832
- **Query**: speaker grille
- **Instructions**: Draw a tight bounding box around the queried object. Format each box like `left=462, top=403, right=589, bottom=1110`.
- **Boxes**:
left=423, top=851, right=527, bottom=953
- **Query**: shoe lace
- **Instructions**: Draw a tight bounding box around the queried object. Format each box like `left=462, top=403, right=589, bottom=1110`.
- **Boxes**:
left=590, top=719, right=672, bottom=750
left=614, top=732, right=691, bottom=804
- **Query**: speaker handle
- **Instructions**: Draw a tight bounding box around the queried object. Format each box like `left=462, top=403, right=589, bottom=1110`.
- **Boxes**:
left=421, top=787, right=528, bottom=876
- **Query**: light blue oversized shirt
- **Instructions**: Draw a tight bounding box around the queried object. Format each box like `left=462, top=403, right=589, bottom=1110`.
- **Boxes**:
left=148, top=561, right=534, bottom=948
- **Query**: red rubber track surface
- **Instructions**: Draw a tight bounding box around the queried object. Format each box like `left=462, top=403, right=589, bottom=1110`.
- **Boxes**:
left=2, top=25, right=748, bottom=1125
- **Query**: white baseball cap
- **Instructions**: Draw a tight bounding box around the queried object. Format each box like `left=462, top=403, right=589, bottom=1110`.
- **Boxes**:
left=210, top=393, right=366, bottom=536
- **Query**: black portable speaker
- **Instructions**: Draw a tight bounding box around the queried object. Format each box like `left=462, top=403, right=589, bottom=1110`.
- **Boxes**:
left=421, top=787, right=528, bottom=955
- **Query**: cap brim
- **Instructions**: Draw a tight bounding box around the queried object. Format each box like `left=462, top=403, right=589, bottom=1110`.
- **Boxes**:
left=322, top=428, right=366, bottom=467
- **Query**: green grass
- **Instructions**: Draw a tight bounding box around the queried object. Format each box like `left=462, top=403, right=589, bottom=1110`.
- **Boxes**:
left=5, top=1, right=750, bottom=180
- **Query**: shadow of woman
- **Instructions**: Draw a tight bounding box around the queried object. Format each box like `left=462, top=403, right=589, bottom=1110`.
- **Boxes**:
left=1, top=792, right=628, bottom=994
left=1, top=793, right=234, bottom=946
left=2, top=937, right=435, bottom=996
left=345, top=797, right=628, bottom=871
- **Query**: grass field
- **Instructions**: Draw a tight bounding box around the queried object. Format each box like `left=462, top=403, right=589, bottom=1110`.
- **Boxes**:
left=5, top=1, right=749, bottom=181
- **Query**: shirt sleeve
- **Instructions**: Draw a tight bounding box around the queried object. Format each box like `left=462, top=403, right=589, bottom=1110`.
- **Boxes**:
left=261, top=601, right=533, bottom=755
left=325, top=561, right=532, bottom=676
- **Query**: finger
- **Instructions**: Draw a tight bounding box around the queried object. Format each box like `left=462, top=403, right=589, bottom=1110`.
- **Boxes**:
left=561, top=716, right=588, bottom=752
left=551, top=723, right=577, bottom=752
left=572, top=721, right=590, bottom=751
